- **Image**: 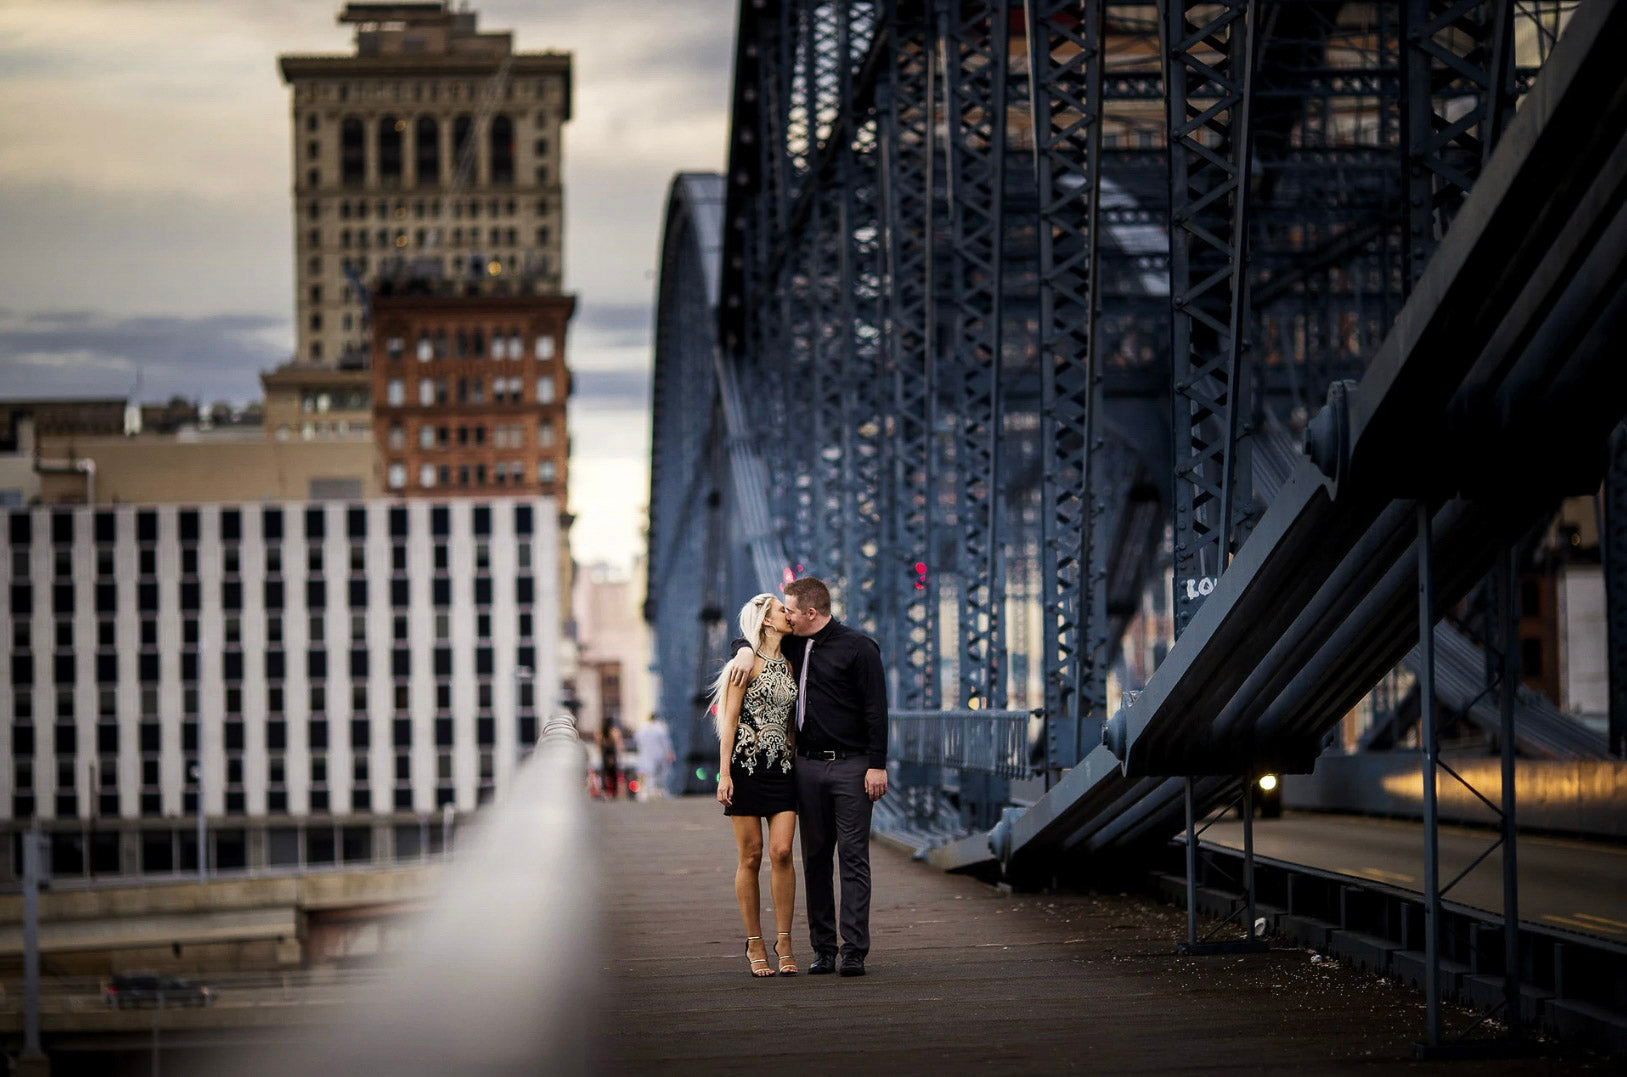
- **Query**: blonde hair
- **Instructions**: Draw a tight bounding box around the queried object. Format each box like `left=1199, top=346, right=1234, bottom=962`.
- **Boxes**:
left=709, top=593, right=780, bottom=727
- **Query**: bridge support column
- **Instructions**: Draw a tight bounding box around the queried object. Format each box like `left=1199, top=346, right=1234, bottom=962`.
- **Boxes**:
left=1605, top=424, right=1627, bottom=758
left=1418, top=501, right=1444, bottom=1050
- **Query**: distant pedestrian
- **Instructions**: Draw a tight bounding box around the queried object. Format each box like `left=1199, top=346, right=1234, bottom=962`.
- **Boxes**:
left=598, top=716, right=624, bottom=799
left=730, top=576, right=887, bottom=977
left=635, top=716, right=675, bottom=799
left=714, top=593, right=800, bottom=977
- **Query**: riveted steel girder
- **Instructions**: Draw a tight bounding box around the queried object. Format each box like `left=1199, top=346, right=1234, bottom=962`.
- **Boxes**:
left=935, top=0, right=1010, bottom=708
left=1163, top=0, right=1261, bottom=637
left=1027, top=0, right=1110, bottom=771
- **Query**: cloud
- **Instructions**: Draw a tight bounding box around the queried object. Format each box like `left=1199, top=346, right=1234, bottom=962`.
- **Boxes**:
left=0, top=312, right=284, bottom=403
left=572, top=368, right=650, bottom=410
left=573, top=301, right=652, bottom=350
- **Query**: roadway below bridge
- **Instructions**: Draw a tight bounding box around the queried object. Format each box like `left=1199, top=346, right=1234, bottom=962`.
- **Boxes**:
left=1200, top=813, right=1627, bottom=943
left=594, top=797, right=1605, bottom=1074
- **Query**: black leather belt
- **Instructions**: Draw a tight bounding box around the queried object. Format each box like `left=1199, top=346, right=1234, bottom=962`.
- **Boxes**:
left=797, top=748, right=857, bottom=761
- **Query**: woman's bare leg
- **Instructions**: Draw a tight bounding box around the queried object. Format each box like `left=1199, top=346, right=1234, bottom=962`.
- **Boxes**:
left=731, top=815, right=772, bottom=976
left=766, top=810, right=797, bottom=971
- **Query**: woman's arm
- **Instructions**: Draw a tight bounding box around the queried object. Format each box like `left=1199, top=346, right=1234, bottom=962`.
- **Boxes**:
left=716, top=670, right=750, bottom=806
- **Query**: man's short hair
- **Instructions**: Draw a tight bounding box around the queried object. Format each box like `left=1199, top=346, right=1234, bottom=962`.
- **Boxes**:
left=784, top=576, right=831, bottom=615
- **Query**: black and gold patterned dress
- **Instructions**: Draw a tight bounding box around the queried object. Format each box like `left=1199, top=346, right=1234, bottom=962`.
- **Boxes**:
left=723, top=652, right=798, bottom=817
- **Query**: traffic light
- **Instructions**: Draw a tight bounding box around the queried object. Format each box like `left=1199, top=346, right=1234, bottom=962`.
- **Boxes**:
left=912, top=561, right=928, bottom=591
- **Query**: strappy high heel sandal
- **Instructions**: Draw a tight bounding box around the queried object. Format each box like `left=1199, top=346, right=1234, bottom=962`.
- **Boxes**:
left=745, top=935, right=775, bottom=978
left=775, top=931, right=799, bottom=975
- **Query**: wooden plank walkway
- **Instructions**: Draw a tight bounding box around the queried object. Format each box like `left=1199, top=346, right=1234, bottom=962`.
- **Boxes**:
left=593, top=797, right=1602, bottom=1075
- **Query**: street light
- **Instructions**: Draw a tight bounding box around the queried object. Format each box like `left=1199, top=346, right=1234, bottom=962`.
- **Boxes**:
left=189, top=761, right=206, bottom=881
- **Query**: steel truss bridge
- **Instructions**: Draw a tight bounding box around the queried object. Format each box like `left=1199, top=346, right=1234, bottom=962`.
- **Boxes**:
left=650, top=0, right=1627, bottom=1052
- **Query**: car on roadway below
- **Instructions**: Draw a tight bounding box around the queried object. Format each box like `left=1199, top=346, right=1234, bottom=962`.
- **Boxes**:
left=103, top=972, right=215, bottom=1009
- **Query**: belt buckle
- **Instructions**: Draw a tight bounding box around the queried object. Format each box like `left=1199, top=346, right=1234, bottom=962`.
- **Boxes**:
left=819, top=750, right=838, bottom=761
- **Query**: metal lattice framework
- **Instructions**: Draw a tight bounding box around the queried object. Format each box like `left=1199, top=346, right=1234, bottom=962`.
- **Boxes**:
left=651, top=0, right=1614, bottom=840
left=1027, top=0, right=1108, bottom=771
left=936, top=0, right=1011, bottom=709
left=1164, top=0, right=1260, bottom=636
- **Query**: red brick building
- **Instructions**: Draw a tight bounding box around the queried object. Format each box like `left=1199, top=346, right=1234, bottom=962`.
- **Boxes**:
left=371, top=290, right=574, bottom=499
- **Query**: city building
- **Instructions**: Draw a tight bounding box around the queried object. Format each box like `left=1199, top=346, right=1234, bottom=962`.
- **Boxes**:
left=372, top=289, right=572, bottom=498
left=573, top=559, right=652, bottom=744
left=32, top=432, right=380, bottom=505
left=279, top=2, right=572, bottom=367
left=1, top=497, right=560, bottom=880
left=261, top=363, right=374, bottom=443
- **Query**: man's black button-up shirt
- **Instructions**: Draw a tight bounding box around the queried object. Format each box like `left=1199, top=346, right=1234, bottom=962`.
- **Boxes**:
left=733, top=619, right=888, bottom=768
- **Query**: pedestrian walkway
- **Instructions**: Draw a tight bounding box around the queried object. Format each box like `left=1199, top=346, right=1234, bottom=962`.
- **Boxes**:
left=592, top=798, right=1598, bottom=1075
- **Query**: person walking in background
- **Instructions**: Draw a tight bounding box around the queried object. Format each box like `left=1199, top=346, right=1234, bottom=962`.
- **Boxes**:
left=598, top=716, right=624, bottom=800
left=714, top=594, right=801, bottom=977
left=635, top=716, right=675, bottom=799
left=730, top=576, right=888, bottom=977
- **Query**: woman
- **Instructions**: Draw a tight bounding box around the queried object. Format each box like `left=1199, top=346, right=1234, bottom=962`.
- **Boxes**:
left=713, top=593, right=799, bottom=977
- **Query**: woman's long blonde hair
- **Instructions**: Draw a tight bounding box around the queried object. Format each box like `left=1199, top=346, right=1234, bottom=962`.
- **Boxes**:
left=709, top=592, right=780, bottom=729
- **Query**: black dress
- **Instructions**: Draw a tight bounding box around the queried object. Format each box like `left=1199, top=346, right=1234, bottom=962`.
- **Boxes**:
left=723, top=654, right=798, bottom=817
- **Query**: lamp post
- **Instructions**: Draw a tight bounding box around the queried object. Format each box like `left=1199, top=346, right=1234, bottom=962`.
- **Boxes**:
left=189, top=761, right=206, bottom=881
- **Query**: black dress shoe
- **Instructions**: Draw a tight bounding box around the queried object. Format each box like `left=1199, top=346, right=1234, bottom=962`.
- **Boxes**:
left=807, top=952, right=839, bottom=975
left=838, top=956, right=866, bottom=977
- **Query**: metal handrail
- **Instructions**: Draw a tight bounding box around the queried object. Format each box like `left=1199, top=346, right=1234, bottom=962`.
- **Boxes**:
left=216, top=713, right=593, bottom=1075
left=889, top=709, right=1036, bottom=779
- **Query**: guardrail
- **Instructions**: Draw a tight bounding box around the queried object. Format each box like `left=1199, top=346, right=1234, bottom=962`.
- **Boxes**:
left=889, top=709, right=1036, bottom=780
left=217, top=713, right=594, bottom=1076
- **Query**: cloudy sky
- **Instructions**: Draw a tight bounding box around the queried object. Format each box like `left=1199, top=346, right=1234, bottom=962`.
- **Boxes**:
left=0, top=0, right=737, bottom=572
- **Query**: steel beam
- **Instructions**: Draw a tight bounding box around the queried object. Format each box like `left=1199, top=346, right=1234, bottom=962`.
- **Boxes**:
left=1028, top=0, right=1110, bottom=774
left=1401, top=0, right=1519, bottom=285
left=1162, top=0, right=1261, bottom=635
left=936, top=0, right=1010, bottom=708
left=878, top=4, right=940, bottom=708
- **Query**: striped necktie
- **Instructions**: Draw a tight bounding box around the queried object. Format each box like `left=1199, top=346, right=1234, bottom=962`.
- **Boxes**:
left=795, top=640, right=812, bottom=730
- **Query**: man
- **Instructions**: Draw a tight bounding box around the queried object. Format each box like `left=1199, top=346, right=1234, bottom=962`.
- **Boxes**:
left=730, top=577, right=888, bottom=977
left=634, top=715, right=675, bottom=799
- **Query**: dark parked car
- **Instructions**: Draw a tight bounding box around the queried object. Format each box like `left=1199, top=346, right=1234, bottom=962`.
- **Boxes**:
left=103, top=972, right=215, bottom=1009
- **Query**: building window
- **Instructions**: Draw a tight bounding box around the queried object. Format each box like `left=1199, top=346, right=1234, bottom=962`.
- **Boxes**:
left=388, top=423, right=405, bottom=449
left=388, top=463, right=407, bottom=489
left=539, top=460, right=556, bottom=484
left=490, top=114, right=514, bottom=184
left=339, top=116, right=365, bottom=186
left=537, top=377, right=555, bottom=404
left=415, top=115, right=440, bottom=186
left=452, top=113, right=474, bottom=169
left=534, top=335, right=554, bottom=360
left=387, top=378, right=404, bottom=406
left=419, top=379, right=434, bottom=406
left=420, top=464, right=437, bottom=488
left=419, top=425, right=435, bottom=449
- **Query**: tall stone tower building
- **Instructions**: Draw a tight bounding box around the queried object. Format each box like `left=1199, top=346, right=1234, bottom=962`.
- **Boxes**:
left=279, top=3, right=571, bottom=368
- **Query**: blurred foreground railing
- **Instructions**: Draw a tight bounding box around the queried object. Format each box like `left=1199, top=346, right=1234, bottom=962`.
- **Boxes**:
left=223, top=714, right=594, bottom=1076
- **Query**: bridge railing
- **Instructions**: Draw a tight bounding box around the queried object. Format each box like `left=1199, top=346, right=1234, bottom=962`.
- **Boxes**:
left=889, top=709, right=1036, bottom=780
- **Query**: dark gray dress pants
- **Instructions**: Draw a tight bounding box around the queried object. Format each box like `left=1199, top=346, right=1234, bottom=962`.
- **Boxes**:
left=795, top=755, right=873, bottom=960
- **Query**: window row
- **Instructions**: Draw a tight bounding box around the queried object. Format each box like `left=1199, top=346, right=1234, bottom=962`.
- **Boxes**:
left=387, top=461, right=553, bottom=490
left=384, top=375, right=556, bottom=407
left=309, top=252, right=549, bottom=281
left=337, top=114, right=534, bottom=187
left=318, top=196, right=542, bottom=221
left=384, top=328, right=555, bottom=363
